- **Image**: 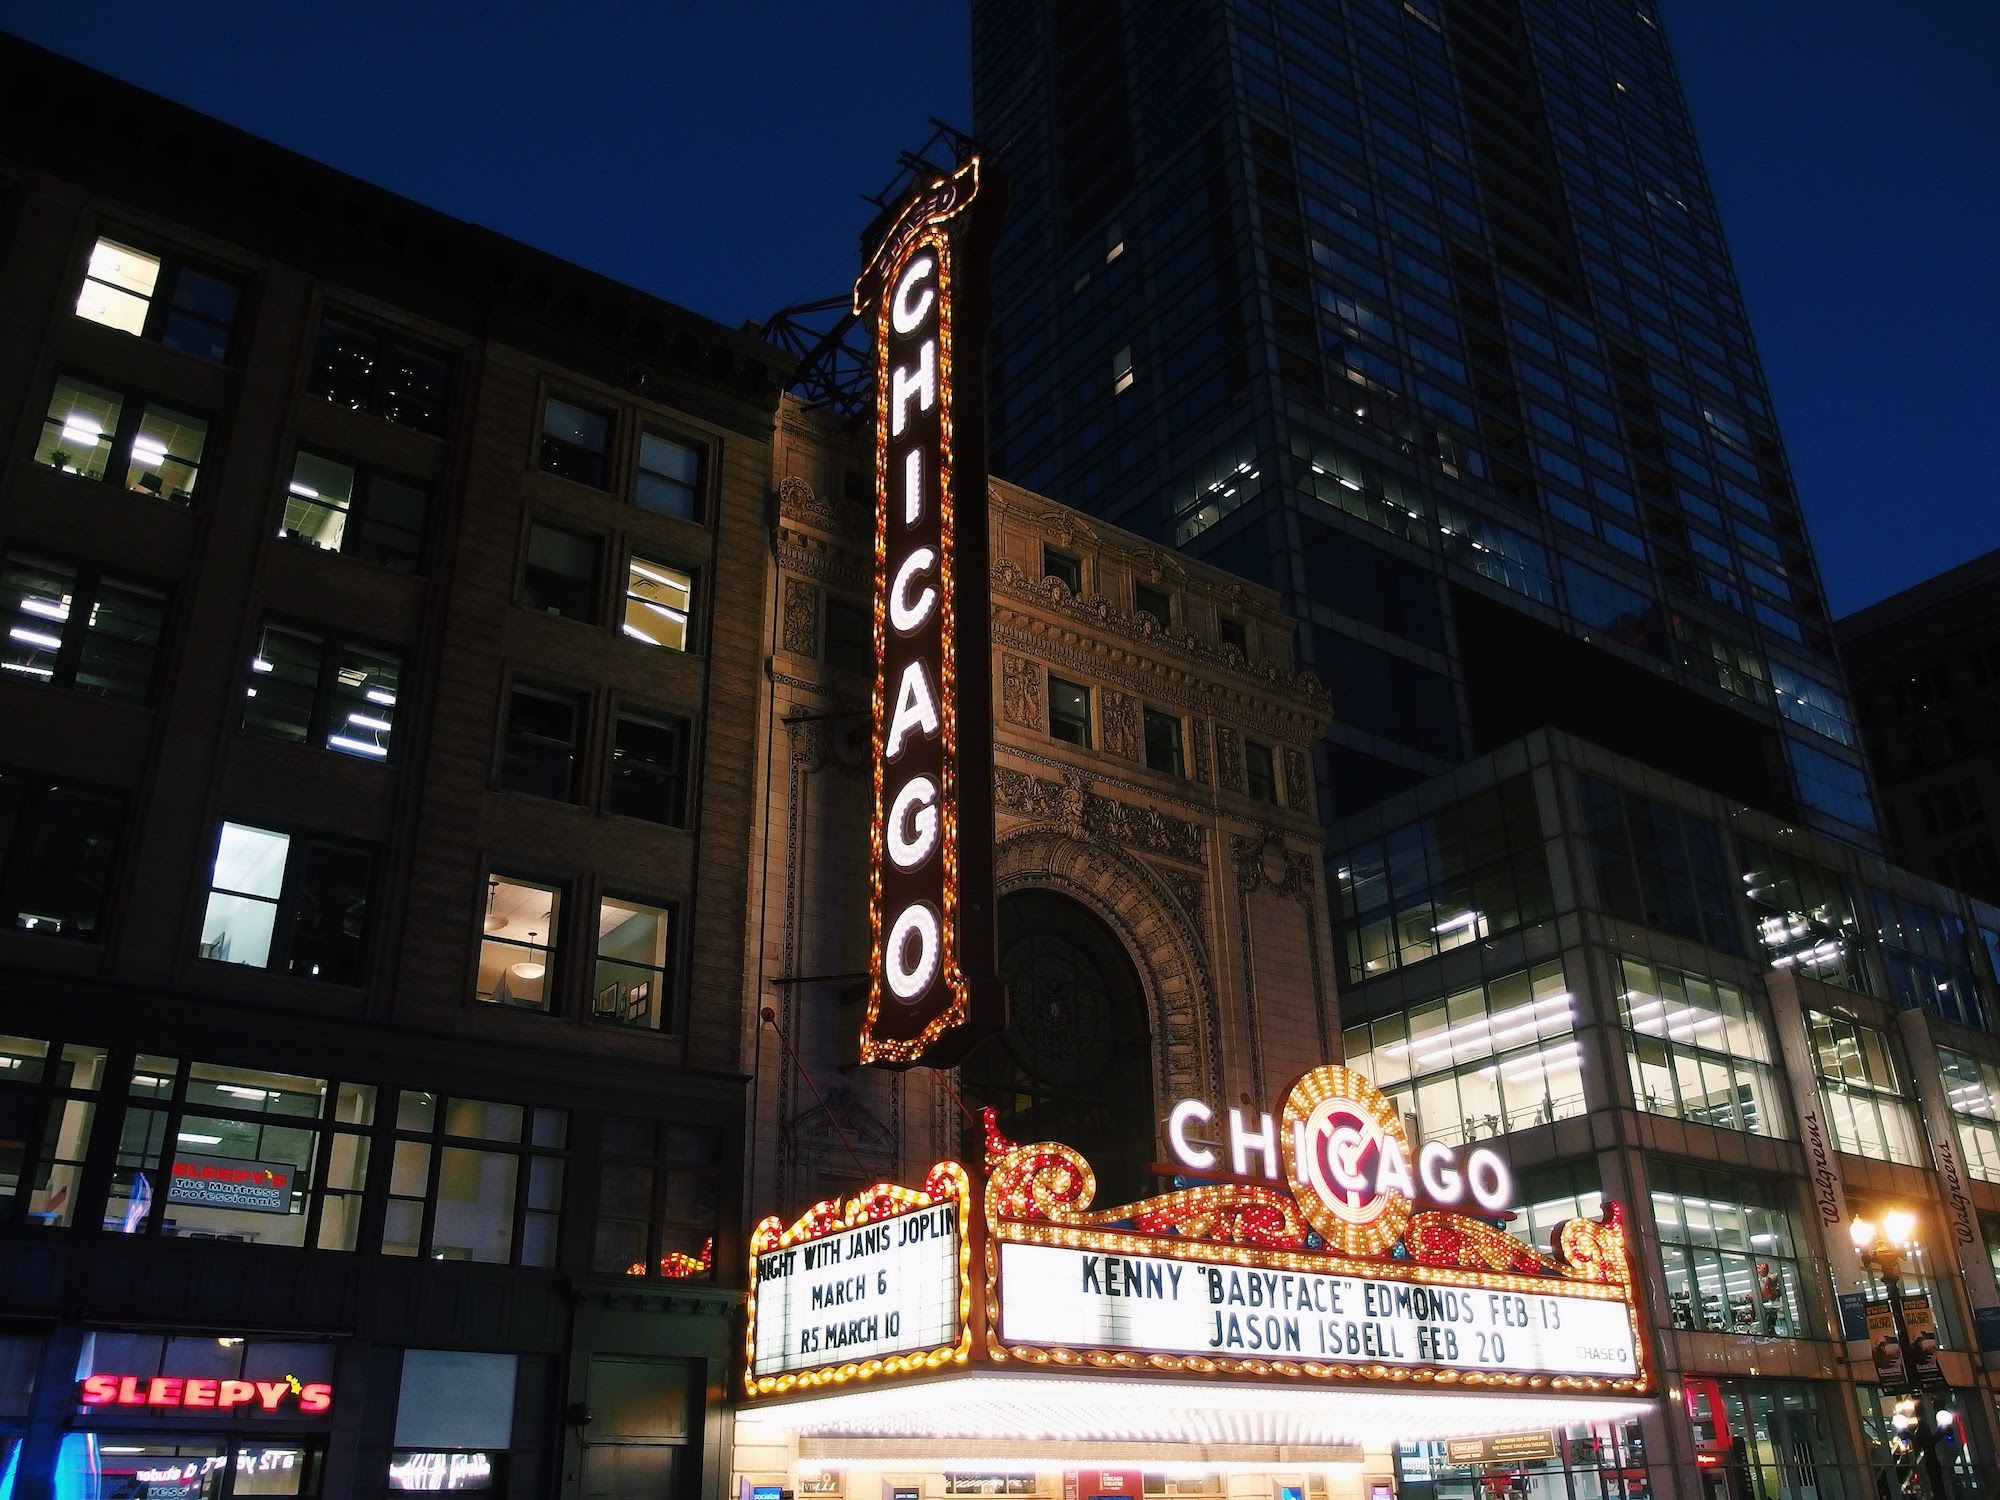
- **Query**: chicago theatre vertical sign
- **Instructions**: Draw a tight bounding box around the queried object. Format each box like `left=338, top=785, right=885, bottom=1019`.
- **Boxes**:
left=854, top=158, right=1006, bottom=1065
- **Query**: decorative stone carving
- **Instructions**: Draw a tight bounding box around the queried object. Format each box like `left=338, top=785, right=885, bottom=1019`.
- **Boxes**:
left=1284, top=747, right=1312, bottom=816
left=1216, top=726, right=1245, bottom=792
left=995, top=828, right=1220, bottom=1110
left=786, top=717, right=831, bottom=773
left=777, top=473, right=869, bottom=536
left=1001, top=653, right=1043, bottom=730
left=782, top=577, right=820, bottom=657
left=1101, top=690, right=1141, bottom=760
left=1156, top=865, right=1205, bottom=925
left=1189, top=717, right=1211, bottom=784
left=1231, top=831, right=1318, bottom=901
left=995, top=766, right=1204, bottom=866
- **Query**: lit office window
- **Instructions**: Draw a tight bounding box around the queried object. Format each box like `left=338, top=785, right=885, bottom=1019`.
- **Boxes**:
left=594, top=897, right=673, bottom=1031
left=241, top=620, right=401, bottom=761
left=1808, top=1011, right=1921, bottom=1165
left=1, top=549, right=167, bottom=703
left=197, top=822, right=373, bottom=982
left=281, top=450, right=429, bottom=572
left=1621, top=955, right=1784, bottom=1136
left=476, top=875, right=560, bottom=1012
left=75, top=236, right=241, bottom=361
left=1740, top=840, right=1871, bottom=993
left=623, top=557, right=692, bottom=650
left=1939, top=1048, right=2000, bottom=1183
left=1343, top=959, right=1581, bottom=1144
left=0, top=1036, right=106, bottom=1228
left=383, top=1092, right=565, bottom=1265
left=36, top=374, right=208, bottom=504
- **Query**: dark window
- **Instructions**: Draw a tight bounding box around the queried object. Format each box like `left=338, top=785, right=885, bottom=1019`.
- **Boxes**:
left=594, top=896, right=674, bottom=1031
left=637, top=431, right=703, bottom=520
left=609, top=709, right=689, bottom=826
left=1300, top=519, right=1445, bottom=650
left=823, top=597, right=872, bottom=674
left=593, top=1117, right=720, bottom=1280
left=1217, top=616, right=1250, bottom=657
left=1143, top=709, right=1184, bottom=776
left=241, top=620, right=401, bottom=762
left=306, top=315, right=450, bottom=435
left=1920, top=781, right=1985, bottom=838
left=501, top=684, right=584, bottom=802
left=197, top=820, right=372, bottom=981
left=521, top=522, right=600, bottom=622
left=0, top=772, right=124, bottom=939
left=960, top=891, right=1155, bottom=1205
left=1870, top=887, right=1990, bottom=1031
left=75, top=235, right=241, bottom=362
left=1578, top=777, right=1740, bottom=953
left=1312, top=628, right=1460, bottom=759
left=1134, top=582, right=1172, bottom=626
left=36, top=372, right=208, bottom=504
left=540, top=396, right=612, bottom=488
left=1042, top=546, right=1083, bottom=595
left=1048, top=675, right=1091, bottom=746
left=1318, top=743, right=1428, bottom=825
left=282, top=450, right=429, bottom=572
left=1244, top=740, right=1277, bottom=803
left=1, top=549, right=166, bottom=703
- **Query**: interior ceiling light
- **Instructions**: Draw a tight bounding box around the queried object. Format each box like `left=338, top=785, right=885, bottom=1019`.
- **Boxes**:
left=510, top=930, right=546, bottom=981
left=737, top=1374, right=1652, bottom=1449
left=484, top=877, right=506, bottom=934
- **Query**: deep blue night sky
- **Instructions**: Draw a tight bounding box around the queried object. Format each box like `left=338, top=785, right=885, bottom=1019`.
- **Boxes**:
left=9, top=1, right=1994, bottom=615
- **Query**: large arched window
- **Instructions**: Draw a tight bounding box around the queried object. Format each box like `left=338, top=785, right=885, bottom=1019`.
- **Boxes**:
left=960, top=890, right=1156, bottom=1205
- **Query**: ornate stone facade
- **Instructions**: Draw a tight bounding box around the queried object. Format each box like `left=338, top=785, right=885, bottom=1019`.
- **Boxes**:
left=746, top=403, right=1338, bottom=1211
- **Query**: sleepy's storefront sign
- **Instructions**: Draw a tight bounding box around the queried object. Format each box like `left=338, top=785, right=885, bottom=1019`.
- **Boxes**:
left=737, top=1064, right=1654, bottom=1475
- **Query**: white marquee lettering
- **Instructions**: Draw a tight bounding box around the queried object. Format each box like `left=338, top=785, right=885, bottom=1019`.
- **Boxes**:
left=889, top=340, right=936, bottom=437
left=1168, top=1100, right=1216, bottom=1171
left=887, top=776, right=940, bottom=870
left=904, top=448, right=924, bottom=526
left=1374, top=1137, right=1415, bottom=1199
left=885, top=658, right=941, bottom=760
left=1229, top=1108, right=1280, bottom=1180
left=885, top=903, right=940, bottom=1000
left=891, top=254, right=937, bottom=335
left=889, top=547, right=938, bottom=634
left=1466, top=1148, right=1512, bottom=1212
left=1418, top=1141, right=1463, bottom=1203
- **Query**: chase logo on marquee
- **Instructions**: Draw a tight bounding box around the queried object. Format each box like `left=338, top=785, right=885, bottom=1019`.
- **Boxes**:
left=1168, top=1064, right=1514, bottom=1255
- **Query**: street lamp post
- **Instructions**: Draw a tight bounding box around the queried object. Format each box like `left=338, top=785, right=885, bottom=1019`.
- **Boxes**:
left=1850, top=1213, right=1955, bottom=1500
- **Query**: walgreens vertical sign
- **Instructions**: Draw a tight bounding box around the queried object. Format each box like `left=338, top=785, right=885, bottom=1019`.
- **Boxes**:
left=855, top=158, right=1005, bottom=1065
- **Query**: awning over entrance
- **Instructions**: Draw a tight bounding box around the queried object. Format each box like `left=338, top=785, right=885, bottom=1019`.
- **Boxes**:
left=738, top=1372, right=1654, bottom=1467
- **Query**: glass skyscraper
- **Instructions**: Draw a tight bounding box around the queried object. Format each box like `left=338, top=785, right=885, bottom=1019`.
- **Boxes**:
left=972, top=0, right=1877, bottom=846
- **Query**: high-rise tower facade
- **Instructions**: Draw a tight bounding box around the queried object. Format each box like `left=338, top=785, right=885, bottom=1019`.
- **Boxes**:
left=973, top=0, right=1876, bottom=845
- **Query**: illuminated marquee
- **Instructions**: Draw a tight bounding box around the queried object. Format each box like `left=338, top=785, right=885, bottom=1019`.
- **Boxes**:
left=741, top=1068, right=1651, bottom=1405
left=854, top=157, right=1005, bottom=1065
left=79, top=1374, right=333, bottom=1411
left=744, top=1161, right=974, bottom=1397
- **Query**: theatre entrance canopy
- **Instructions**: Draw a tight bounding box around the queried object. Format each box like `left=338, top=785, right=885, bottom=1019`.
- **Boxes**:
left=737, top=1065, right=1654, bottom=1470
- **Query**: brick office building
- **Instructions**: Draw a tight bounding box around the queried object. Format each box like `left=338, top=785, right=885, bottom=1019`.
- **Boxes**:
left=0, top=36, right=789, bottom=1499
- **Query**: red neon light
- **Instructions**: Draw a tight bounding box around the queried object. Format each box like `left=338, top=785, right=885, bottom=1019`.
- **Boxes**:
left=171, top=1161, right=290, bottom=1189
left=79, top=1374, right=332, bottom=1412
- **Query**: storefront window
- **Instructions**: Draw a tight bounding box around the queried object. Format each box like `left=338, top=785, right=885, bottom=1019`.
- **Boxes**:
left=54, top=1435, right=322, bottom=1499
left=108, top=1060, right=373, bottom=1248
left=382, top=1094, right=565, bottom=1265
left=1807, top=1012, right=1923, bottom=1165
left=1937, top=1047, right=2000, bottom=1182
left=1330, top=775, right=1553, bottom=985
left=1741, top=840, right=1872, bottom=992
left=0, top=1033, right=106, bottom=1228
left=1620, top=954, right=1786, bottom=1136
left=1854, top=1384, right=1977, bottom=1499
left=1650, top=1163, right=1807, bottom=1336
left=1683, top=1378, right=1852, bottom=1500
left=1344, top=959, right=1582, bottom=1145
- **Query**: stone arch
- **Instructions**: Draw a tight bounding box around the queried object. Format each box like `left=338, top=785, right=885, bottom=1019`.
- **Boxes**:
left=992, top=827, right=1220, bottom=1115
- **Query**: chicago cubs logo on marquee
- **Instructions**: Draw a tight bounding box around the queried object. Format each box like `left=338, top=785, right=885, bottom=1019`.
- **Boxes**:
left=852, top=158, right=1006, bottom=1066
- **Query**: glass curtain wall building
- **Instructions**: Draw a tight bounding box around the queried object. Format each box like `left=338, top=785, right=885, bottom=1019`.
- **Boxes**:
left=971, top=0, right=1875, bottom=846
